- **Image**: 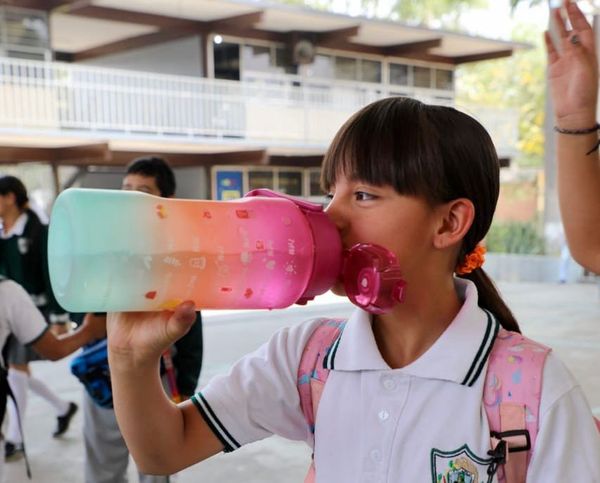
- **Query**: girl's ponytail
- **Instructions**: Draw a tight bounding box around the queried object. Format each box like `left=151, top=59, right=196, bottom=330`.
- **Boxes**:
left=458, top=269, right=520, bottom=333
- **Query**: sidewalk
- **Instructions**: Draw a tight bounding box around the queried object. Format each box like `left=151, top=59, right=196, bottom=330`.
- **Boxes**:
left=5, top=281, right=600, bottom=483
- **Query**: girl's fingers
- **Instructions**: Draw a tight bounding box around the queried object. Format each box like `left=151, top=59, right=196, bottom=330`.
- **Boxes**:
left=552, top=7, right=569, bottom=39
left=566, top=1, right=592, bottom=33
left=172, top=301, right=197, bottom=325
left=544, top=31, right=560, bottom=64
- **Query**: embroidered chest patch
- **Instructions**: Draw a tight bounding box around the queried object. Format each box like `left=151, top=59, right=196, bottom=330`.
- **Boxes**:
left=431, top=445, right=493, bottom=483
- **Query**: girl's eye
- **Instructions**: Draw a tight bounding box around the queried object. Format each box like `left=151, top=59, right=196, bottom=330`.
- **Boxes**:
left=355, top=191, right=376, bottom=201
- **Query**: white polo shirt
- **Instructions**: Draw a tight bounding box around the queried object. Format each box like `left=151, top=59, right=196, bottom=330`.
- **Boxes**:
left=0, top=279, right=48, bottom=368
left=195, top=279, right=600, bottom=481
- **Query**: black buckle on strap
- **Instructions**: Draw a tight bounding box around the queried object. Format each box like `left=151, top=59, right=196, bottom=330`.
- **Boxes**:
left=490, top=429, right=531, bottom=453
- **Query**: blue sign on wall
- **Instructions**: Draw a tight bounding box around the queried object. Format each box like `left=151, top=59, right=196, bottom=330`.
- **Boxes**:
left=215, top=170, right=243, bottom=200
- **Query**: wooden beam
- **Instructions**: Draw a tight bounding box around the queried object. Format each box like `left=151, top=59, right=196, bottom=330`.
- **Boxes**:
left=316, top=25, right=360, bottom=46
left=206, top=11, right=263, bottom=32
left=451, top=49, right=513, bottom=64
left=71, top=29, right=197, bottom=61
left=214, top=26, right=286, bottom=43
left=0, top=0, right=73, bottom=10
left=268, top=154, right=323, bottom=167
left=0, top=146, right=55, bottom=163
left=63, top=6, right=262, bottom=61
left=109, top=149, right=267, bottom=168
left=0, top=143, right=110, bottom=164
left=53, top=143, right=110, bottom=162
left=381, top=38, right=442, bottom=57
left=64, top=2, right=198, bottom=29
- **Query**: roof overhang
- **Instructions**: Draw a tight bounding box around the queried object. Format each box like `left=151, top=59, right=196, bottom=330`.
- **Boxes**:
left=0, top=134, right=325, bottom=168
left=43, top=0, right=528, bottom=65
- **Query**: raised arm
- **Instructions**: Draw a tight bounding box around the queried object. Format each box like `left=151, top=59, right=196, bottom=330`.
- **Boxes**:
left=106, top=303, right=222, bottom=475
left=545, top=1, right=600, bottom=272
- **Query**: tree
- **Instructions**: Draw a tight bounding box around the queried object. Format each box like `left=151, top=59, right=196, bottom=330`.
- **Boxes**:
left=275, top=0, right=488, bottom=28
left=456, top=22, right=546, bottom=166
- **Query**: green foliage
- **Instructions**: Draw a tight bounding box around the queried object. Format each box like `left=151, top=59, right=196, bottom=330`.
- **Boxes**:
left=456, top=22, right=546, bottom=167
left=273, top=0, right=489, bottom=27
left=510, top=0, right=544, bottom=9
left=387, top=0, right=488, bottom=27
left=486, top=220, right=546, bottom=254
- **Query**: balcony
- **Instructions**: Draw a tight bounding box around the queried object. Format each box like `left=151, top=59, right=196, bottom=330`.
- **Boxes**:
left=0, top=56, right=517, bottom=156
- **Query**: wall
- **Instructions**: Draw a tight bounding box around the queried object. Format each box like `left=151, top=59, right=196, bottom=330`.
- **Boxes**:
left=76, top=166, right=209, bottom=199
left=82, top=36, right=204, bottom=77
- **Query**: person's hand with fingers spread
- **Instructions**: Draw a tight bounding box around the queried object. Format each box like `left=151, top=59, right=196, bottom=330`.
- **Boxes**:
left=545, top=0, right=600, bottom=273
left=546, top=0, right=598, bottom=129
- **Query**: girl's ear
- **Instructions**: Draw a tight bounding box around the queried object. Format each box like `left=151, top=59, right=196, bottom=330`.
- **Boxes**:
left=432, top=198, right=475, bottom=249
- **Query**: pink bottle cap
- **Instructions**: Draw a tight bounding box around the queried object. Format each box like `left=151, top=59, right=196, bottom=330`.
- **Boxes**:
left=245, top=189, right=343, bottom=305
left=342, top=243, right=406, bottom=314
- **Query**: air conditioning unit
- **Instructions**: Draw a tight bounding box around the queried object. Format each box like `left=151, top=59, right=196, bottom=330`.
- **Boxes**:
left=292, top=39, right=316, bottom=65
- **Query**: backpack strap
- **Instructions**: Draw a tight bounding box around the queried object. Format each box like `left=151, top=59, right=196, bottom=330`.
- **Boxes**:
left=297, top=318, right=346, bottom=483
left=484, top=325, right=551, bottom=483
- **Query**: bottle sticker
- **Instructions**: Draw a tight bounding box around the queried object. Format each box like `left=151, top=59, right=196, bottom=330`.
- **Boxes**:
left=156, top=204, right=167, bottom=219
left=163, top=256, right=181, bottom=267
left=189, top=257, right=207, bottom=269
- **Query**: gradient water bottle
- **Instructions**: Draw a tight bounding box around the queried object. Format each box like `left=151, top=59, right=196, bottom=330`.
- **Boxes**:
left=48, top=188, right=342, bottom=312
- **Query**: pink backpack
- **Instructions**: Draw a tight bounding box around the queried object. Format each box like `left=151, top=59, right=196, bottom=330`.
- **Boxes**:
left=297, top=317, right=600, bottom=483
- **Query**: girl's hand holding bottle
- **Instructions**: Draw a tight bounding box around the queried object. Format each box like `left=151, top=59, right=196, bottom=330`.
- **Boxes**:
left=107, top=302, right=197, bottom=368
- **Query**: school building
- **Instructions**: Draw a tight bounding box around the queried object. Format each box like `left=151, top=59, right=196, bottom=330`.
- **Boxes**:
left=0, top=0, right=525, bottom=203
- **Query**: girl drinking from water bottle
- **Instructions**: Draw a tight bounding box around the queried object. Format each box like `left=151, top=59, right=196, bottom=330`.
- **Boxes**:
left=106, top=97, right=600, bottom=481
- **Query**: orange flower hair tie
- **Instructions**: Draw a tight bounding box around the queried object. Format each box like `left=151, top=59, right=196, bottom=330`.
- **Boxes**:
left=456, top=244, right=486, bottom=275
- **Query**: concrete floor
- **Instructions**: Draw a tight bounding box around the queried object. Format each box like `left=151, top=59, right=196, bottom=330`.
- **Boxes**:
left=5, top=281, right=600, bottom=483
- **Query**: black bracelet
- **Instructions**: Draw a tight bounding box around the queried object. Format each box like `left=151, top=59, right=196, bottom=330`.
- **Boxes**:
left=586, top=139, right=600, bottom=155
left=554, top=123, right=600, bottom=135
left=554, top=123, right=600, bottom=155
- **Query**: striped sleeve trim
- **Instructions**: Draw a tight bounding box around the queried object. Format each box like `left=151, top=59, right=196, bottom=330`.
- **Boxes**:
left=191, top=393, right=241, bottom=453
left=461, top=310, right=500, bottom=387
left=323, top=333, right=343, bottom=370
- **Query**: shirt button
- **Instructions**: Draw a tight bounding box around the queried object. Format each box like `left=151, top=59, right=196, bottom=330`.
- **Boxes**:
left=381, top=376, right=396, bottom=391
left=378, top=410, right=390, bottom=422
left=370, top=448, right=382, bottom=463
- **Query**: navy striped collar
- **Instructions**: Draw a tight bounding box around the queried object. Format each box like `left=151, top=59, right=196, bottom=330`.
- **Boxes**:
left=323, top=279, right=500, bottom=386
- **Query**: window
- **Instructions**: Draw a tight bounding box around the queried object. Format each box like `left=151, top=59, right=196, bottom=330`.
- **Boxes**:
left=213, top=42, right=240, bottom=81
left=414, top=66, right=432, bottom=88
left=389, top=63, right=410, bottom=86
left=334, top=56, right=358, bottom=81
left=309, top=170, right=324, bottom=197
left=306, top=54, right=335, bottom=79
left=278, top=171, right=303, bottom=196
left=435, top=69, right=454, bottom=91
left=248, top=171, right=274, bottom=191
left=360, top=59, right=382, bottom=83
left=274, top=46, right=297, bottom=75
left=242, top=45, right=271, bottom=73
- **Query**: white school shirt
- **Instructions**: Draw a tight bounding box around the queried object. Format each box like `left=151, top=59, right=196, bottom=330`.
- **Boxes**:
left=0, top=279, right=48, bottom=368
left=0, top=281, right=47, bottom=483
left=195, top=279, right=600, bottom=482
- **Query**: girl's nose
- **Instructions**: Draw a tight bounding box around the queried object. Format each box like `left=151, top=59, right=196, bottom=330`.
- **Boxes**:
left=324, top=196, right=346, bottom=232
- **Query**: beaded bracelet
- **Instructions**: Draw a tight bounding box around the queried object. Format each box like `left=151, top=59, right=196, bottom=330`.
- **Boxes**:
left=553, top=123, right=600, bottom=155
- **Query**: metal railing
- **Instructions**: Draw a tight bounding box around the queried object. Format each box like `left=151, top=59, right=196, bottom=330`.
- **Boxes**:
left=0, top=56, right=517, bottom=151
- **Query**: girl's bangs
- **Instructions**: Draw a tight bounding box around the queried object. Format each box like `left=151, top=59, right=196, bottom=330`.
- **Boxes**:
left=320, top=98, right=440, bottom=201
